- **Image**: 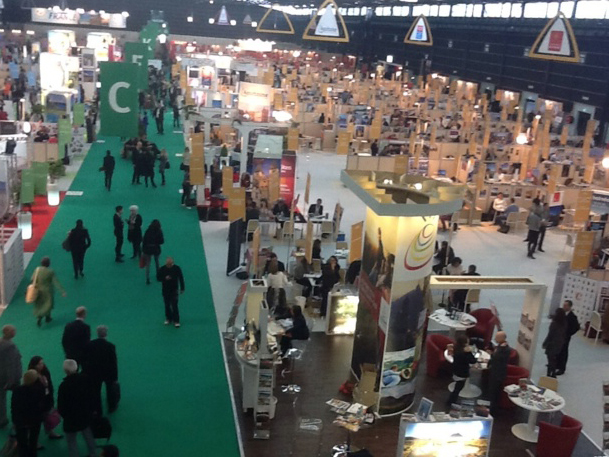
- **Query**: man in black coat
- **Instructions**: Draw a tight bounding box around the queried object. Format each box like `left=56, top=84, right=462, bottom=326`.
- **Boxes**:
left=61, top=307, right=91, bottom=367
left=102, top=150, right=115, bottom=191
left=556, top=300, right=580, bottom=375
left=157, top=257, right=185, bottom=328
left=131, top=142, right=142, bottom=185
left=113, top=206, right=124, bottom=263
left=67, top=219, right=92, bottom=279
left=57, top=360, right=97, bottom=457
left=487, top=331, right=511, bottom=415
left=308, top=198, right=324, bottom=217
left=82, top=325, right=118, bottom=415
left=11, top=370, right=44, bottom=457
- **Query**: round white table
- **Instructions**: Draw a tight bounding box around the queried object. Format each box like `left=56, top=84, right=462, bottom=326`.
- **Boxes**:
left=429, top=309, right=477, bottom=338
left=506, top=386, right=565, bottom=443
left=443, top=349, right=491, bottom=398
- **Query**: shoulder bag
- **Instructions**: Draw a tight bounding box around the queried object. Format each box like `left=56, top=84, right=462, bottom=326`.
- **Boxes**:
left=25, top=267, right=40, bottom=304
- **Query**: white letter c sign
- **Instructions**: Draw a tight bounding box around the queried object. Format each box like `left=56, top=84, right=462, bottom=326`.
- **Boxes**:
left=109, top=82, right=130, bottom=114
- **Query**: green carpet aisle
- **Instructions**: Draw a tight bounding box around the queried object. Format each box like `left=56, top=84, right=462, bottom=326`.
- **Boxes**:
left=0, top=115, right=241, bottom=456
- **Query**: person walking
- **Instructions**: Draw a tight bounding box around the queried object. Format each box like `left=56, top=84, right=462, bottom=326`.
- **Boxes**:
left=154, top=102, right=164, bottom=134
left=61, top=307, right=91, bottom=367
left=542, top=307, right=567, bottom=378
left=181, top=170, right=192, bottom=207
left=28, top=356, right=63, bottom=440
left=447, top=335, right=477, bottom=406
left=11, top=369, right=44, bottom=456
left=556, top=300, right=580, bottom=375
left=158, top=149, right=168, bottom=186
left=113, top=206, right=124, bottom=263
left=102, top=150, right=115, bottom=191
left=157, top=257, right=185, bottom=328
left=57, top=360, right=97, bottom=457
left=67, top=220, right=91, bottom=279
left=172, top=103, right=179, bottom=128
left=525, top=198, right=542, bottom=259
left=487, top=331, right=511, bottom=415
left=131, top=141, right=142, bottom=185
left=32, top=257, right=66, bottom=327
left=0, top=325, right=21, bottom=428
left=536, top=201, right=550, bottom=253
left=82, top=326, right=118, bottom=416
left=142, top=220, right=164, bottom=285
left=143, top=150, right=157, bottom=188
left=127, top=205, right=143, bottom=259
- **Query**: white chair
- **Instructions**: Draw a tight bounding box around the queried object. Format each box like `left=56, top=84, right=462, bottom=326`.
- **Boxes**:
left=320, top=221, right=333, bottom=239
left=505, top=211, right=520, bottom=232
left=586, top=311, right=603, bottom=345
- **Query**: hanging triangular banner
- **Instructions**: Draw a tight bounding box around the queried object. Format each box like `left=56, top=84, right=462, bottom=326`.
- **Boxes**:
left=217, top=6, right=230, bottom=25
left=243, top=14, right=252, bottom=25
left=303, top=0, right=349, bottom=43
left=529, top=12, right=580, bottom=63
left=404, top=15, right=433, bottom=46
left=257, top=5, right=295, bottom=35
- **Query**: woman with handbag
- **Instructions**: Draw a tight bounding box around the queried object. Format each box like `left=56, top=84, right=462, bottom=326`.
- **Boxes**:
left=31, top=257, right=66, bottom=327
left=142, top=220, right=164, bottom=285
left=28, top=356, right=63, bottom=441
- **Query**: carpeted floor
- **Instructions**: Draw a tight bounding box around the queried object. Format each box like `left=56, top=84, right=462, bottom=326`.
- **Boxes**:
left=0, top=115, right=241, bottom=456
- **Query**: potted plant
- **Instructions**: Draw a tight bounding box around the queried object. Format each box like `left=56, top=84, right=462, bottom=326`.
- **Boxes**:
left=48, top=159, right=66, bottom=183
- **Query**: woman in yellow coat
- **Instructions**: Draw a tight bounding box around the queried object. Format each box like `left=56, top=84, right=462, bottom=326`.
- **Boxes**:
left=32, top=257, right=66, bottom=327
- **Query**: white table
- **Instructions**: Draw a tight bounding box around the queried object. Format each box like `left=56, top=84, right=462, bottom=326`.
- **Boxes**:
left=443, top=349, right=490, bottom=398
left=429, top=309, right=477, bottom=338
left=506, top=385, right=565, bottom=443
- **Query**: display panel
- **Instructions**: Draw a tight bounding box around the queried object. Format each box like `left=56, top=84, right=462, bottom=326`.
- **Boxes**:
left=398, top=419, right=492, bottom=456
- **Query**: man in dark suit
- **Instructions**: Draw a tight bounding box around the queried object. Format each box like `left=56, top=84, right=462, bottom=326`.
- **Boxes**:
left=61, top=307, right=91, bottom=367
left=487, top=331, right=511, bottom=415
left=102, top=150, right=115, bottom=191
left=67, top=219, right=92, bottom=279
left=556, top=300, right=580, bottom=375
left=57, top=359, right=97, bottom=457
left=114, top=206, right=124, bottom=263
left=308, top=198, right=323, bottom=217
left=82, top=325, right=118, bottom=415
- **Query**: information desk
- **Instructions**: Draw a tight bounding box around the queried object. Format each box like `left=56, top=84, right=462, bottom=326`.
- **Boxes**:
left=325, top=286, right=359, bottom=335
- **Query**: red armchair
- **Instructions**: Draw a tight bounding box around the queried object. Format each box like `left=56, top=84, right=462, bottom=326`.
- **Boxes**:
left=536, top=415, right=582, bottom=457
left=500, top=365, right=530, bottom=409
left=508, top=348, right=520, bottom=366
left=466, top=309, right=498, bottom=347
left=426, top=334, right=454, bottom=378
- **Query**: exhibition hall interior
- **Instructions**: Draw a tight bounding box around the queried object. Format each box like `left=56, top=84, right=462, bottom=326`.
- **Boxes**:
left=1, top=0, right=609, bottom=455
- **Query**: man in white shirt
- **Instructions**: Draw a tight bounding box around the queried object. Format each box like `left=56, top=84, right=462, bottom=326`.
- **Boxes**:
left=492, top=192, right=507, bottom=221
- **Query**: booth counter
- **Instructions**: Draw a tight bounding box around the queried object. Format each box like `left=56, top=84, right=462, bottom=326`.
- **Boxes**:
left=346, top=154, right=402, bottom=173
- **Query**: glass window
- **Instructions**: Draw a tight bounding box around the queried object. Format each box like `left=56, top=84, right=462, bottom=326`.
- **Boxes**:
left=501, top=2, right=512, bottom=17
left=339, top=7, right=346, bottom=15
left=402, top=6, right=410, bottom=16
left=485, top=3, right=502, bottom=17
left=393, top=6, right=400, bottom=16
left=430, top=5, right=439, bottom=16
left=439, top=4, right=451, bottom=16
left=382, top=6, right=391, bottom=16
left=452, top=3, right=467, bottom=17
left=511, top=2, right=523, bottom=16
left=575, top=0, right=607, bottom=18
left=524, top=2, right=548, bottom=17
left=546, top=2, right=559, bottom=16
left=360, top=7, right=367, bottom=16
left=473, top=4, right=483, bottom=16
left=560, top=1, right=574, bottom=17
left=375, top=6, right=383, bottom=16
left=413, top=4, right=430, bottom=15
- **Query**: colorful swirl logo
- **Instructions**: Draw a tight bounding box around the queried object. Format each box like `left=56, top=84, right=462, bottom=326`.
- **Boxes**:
left=404, top=223, right=435, bottom=271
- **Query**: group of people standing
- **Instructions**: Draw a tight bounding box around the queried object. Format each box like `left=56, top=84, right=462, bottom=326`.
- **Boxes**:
left=0, top=307, right=120, bottom=457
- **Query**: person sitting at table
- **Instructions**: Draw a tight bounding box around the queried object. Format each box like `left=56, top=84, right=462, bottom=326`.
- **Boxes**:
left=273, top=199, right=290, bottom=218
left=433, top=241, right=455, bottom=274
left=266, top=260, right=288, bottom=308
left=308, top=198, right=324, bottom=217
left=447, top=335, right=478, bottom=406
left=452, top=265, right=480, bottom=311
left=495, top=197, right=519, bottom=227
left=492, top=192, right=507, bottom=220
left=293, top=256, right=312, bottom=297
left=319, top=256, right=341, bottom=317
left=280, top=305, right=310, bottom=355
left=445, top=257, right=464, bottom=276
left=263, top=253, right=285, bottom=274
